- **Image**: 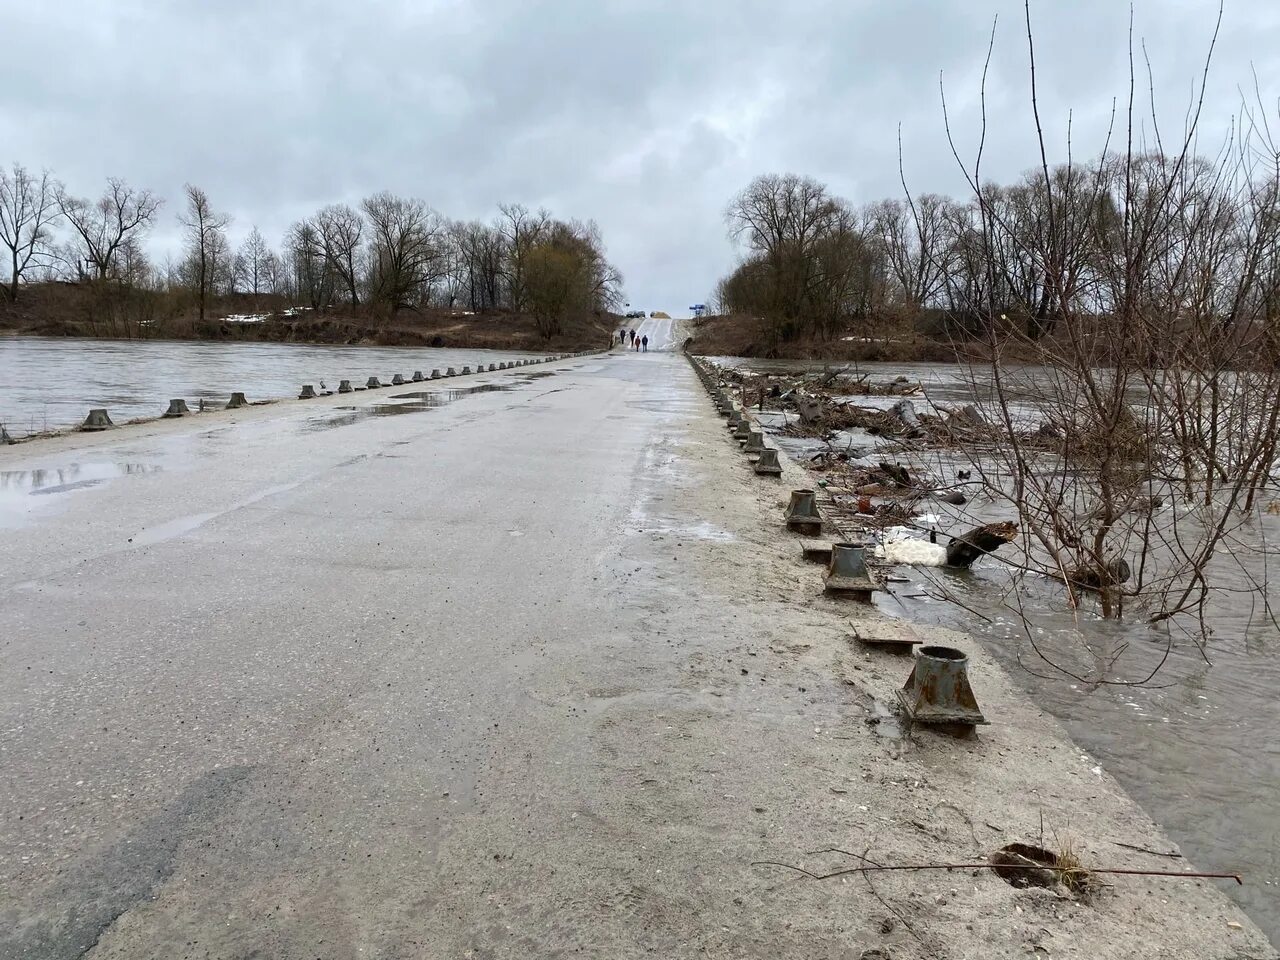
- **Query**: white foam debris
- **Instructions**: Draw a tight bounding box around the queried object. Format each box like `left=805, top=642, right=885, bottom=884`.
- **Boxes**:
left=879, top=533, right=948, bottom=566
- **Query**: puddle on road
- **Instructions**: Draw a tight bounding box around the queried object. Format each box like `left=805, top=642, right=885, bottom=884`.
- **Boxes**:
left=389, top=384, right=513, bottom=401
left=1, top=463, right=161, bottom=497
left=867, top=698, right=905, bottom=738
left=299, top=384, right=516, bottom=433
left=0, top=463, right=163, bottom=527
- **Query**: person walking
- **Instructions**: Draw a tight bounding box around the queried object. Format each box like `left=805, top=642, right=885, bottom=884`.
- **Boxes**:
left=618, top=327, right=625, bottom=346
left=629, top=329, right=637, bottom=346
left=641, top=335, right=649, bottom=352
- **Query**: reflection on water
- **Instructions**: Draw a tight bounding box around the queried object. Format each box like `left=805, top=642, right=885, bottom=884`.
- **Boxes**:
left=297, top=384, right=517, bottom=433
left=0, top=463, right=162, bottom=526
left=0, top=463, right=161, bottom=493
left=0, top=336, right=540, bottom=437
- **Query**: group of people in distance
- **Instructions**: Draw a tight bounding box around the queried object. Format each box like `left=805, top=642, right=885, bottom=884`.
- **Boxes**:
left=618, top=327, right=649, bottom=352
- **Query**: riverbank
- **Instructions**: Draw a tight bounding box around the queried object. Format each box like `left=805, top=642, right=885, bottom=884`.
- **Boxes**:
left=686, top=311, right=965, bottom=362
left=0, top=282, right=616, bottom=352
left=0, top=352, right=1271, bottom=958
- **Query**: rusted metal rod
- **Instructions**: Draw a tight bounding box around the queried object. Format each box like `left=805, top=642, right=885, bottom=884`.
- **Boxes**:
left=752, top=861, right=1243, bottom=884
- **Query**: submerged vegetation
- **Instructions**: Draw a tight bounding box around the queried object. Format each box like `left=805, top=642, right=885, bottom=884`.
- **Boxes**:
left=709, top=4, right=1280, bottom=676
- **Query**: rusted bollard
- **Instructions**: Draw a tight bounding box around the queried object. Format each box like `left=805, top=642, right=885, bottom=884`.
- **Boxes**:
left=338, top=380, right=353, bottom=393
left=744, top=430, right=766, bottom=456
left=446, top=367, right=457, bottom=376
left=367, top=377, right=382, bottom=389
left=753, top=447, right=782, bottom=476
left=824, top=542, right=879, bottom=600
left=81, top=408, right=114, bottom=431
left=164, top=398, right=192, bottom=417
left=431, top=369, right=442, bottom=379
left=412, top=371, right=424, bottom=382
left=226, top=392, right=249, bottom=409
left=391, top=374, right=405, bottom=385
left=784, top=489, right=822, bottom=536
left=897, top=646, right=988, bottom=730
left=733, top=419, right=752, bottom=442
left=461, top=366, right=471, bottom=375
left=298, top=385, right=317, bottom=400
left=488, top=363, right=497, bottom=372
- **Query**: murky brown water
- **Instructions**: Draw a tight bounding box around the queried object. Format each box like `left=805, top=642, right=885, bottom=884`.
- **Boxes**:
left=717, top=355, right=1280, bottom=943
left=0, top=336, right=545, bottom=437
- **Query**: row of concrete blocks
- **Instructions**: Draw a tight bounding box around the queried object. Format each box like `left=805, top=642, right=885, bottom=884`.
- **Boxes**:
left=75, top=350, right=610, bottom=432
left=685, top=354, right=986, bottom=732
left=688, top=357, right=783, bottom=477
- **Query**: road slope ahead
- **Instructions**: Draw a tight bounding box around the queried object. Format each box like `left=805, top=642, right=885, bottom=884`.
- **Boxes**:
left=0, top=354, right=1270, bottom=959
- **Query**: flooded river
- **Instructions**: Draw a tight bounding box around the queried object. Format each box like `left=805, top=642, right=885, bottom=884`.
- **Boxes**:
left=715, top=356, right=1280, bottom=944
left=0, top=336, right=542, bottom=437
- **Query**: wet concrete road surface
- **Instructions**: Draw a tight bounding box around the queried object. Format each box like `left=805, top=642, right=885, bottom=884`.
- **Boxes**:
left=0, top=355, right=853, bottom=958
left=7, top=355, right=1270, bottom=960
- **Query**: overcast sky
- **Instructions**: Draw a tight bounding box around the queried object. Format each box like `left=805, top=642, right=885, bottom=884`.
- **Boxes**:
left=3, top=0, right=1276, bottom=314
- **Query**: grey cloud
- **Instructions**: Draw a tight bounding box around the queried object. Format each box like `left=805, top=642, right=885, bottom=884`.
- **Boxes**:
left=1, top=0, right=1271, bottom=310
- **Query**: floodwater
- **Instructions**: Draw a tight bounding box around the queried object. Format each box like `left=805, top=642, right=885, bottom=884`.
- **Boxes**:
left=717, top=355, right=1280, bottom=943
left=0, top=336, right=545, bottom=437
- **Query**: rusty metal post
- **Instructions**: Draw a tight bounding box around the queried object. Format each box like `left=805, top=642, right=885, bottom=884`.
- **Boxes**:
left=824, top=542, right=879, bottom=599
left=897, top=645, right=988, bottom=729
left=784, top=489, right=822, bottom=535
left=226, top=392, right=249, bottom=409
left=753, top=447, right=782, bottom=476
left=164, top=398, right=192, bottom=417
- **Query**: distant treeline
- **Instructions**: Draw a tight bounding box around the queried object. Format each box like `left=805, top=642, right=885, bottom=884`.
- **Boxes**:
left=715, top=154, right=1280, bottom=354
left=0, top=168, right=622, bottom=337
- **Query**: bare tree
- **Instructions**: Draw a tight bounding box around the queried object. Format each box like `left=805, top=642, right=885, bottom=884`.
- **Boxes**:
left=926, top=1, right=1280, bottom=684
left=179, top=185, right=230, bottom=321
left=316, top=203, right=364, bottom=306
left=497, top=202, right=549, bottom=311
left=286, top=220, right=330, bottom=309
left=261, top=249, right=285, bottom=297
left=868, top=194, right=955, bottom=309
left=362, top=192, right=444, bottom=311
left=233, top=227, right=274, bottom=301
left=0, top=163, right=60, bottom=301
left=722, top=174, right=878, bottom=343
left=58, top=178, right=161, bottom=282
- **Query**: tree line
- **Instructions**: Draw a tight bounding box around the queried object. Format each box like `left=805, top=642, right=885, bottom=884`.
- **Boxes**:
left=715, top=154, right=1280, bottom=351
left=0, top=167, right=621, bottom=337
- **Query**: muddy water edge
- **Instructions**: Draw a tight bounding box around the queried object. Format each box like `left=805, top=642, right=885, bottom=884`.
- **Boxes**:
left=713, top=355, right=1280, bottom=945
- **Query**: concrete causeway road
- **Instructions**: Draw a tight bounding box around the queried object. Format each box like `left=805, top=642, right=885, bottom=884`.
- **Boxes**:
left=633, top=317, right=679, bottom=351
left=1, top=351, right=1272, bottom=960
